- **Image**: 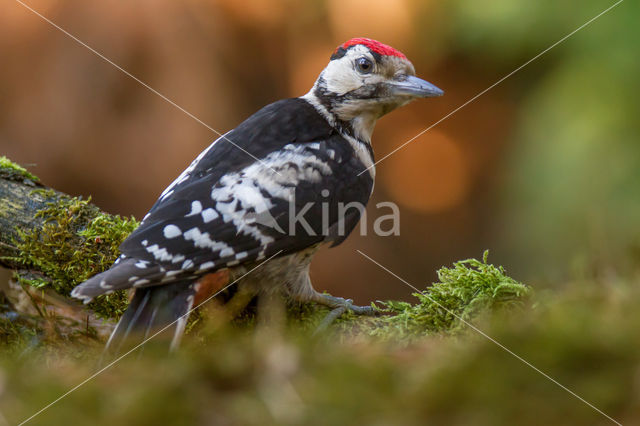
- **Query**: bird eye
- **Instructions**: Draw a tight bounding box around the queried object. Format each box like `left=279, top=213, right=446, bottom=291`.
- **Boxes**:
left=355, top=57, right=373, bottom=74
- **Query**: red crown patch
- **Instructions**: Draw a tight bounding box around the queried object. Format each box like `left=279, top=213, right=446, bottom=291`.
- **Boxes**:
left=336, top=38, right=407, bottom=59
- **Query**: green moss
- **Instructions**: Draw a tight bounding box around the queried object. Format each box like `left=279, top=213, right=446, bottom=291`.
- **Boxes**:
left=0, top=291, right=39, bottom=354
left=337, top=251, right=531, bottom=340
left=11, top=191, right=139, bottom=319
left=3, top=273, right=639, bottom=425
left=0, top=156, right=39, bottom=182
left=0, top=316, right=38, bottom=353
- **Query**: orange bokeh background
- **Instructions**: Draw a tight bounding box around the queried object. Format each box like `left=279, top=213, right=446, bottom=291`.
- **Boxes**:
left=4, top=0, right=634, bottom=303
left=0, top=0, right=516, bottom=303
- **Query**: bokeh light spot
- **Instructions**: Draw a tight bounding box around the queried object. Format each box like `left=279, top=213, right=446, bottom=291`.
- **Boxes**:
left=382, top=130, right=469, bottom=213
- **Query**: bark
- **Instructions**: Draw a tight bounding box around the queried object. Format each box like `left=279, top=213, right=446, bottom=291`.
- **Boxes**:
left=0, top=170, right=116, bottom=341
left=0, top=174, right=59, bottom=269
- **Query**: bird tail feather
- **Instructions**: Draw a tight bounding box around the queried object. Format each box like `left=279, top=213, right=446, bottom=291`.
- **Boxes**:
left=103, top=270, right=231, bottom=357
left=105, top=280, right=196, bottom=356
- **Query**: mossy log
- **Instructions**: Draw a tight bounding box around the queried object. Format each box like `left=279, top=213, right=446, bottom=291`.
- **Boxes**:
left=0, top=156, right=139, bottom=348
left=0, top=156, right=532, bottom=347
left=1, top=169, right=139, bottom=320
left=0, top=161, right=48, bottom=267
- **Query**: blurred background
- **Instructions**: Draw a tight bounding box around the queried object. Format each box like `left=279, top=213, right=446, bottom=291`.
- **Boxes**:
left=1, top=0, right=637, bottom=303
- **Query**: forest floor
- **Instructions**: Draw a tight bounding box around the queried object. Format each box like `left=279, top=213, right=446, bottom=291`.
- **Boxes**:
left=1, top=253, right=638, bottom=425
left=0, top=157, right=637, bottom=426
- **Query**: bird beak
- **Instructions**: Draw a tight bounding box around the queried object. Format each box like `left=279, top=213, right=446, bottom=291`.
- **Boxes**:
left=389, top=75, right=444, bottom=98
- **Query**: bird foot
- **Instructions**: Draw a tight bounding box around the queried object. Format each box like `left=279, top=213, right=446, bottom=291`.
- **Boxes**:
left=309, top=293, right=378, bottom=333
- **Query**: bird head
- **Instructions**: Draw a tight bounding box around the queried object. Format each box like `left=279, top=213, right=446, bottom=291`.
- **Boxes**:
left=306, top=38, right=443, bottom=142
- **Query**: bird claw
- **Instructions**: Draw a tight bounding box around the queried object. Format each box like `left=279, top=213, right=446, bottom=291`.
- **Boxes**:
left=314, top=306, right=348, bottom=335
left=310, top=293, right=379, bottom=334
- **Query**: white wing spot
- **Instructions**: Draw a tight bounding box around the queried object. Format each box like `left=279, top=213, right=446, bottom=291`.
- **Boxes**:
left=187, top=201, right=203, bottom=217
left=183, top=227, right=233, bottom=253
left=201, top=208, right=219, bottom=223
left=220, top=247, right=234, bottom=258
left=198, top=261, right=215, bottom=271
left=135, top=260, right=150, bottom=269
left=146, top=244, right=176, bottom=262
left=163, top=224, right=182, bottom=239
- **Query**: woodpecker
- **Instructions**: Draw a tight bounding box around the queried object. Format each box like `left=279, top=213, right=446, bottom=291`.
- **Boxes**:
left=71, top=38, right=443, bottom=350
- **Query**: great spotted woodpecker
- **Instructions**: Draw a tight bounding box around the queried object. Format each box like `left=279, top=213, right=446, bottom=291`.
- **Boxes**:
left=71, top=38, right=443, bottom=350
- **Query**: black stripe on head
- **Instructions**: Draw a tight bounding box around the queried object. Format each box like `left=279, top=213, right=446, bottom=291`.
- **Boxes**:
left=330, top=47, right=347, bottom=61
left=369, top=50, right=382, bottom=63
left=331, top=44, right=383, bottom=65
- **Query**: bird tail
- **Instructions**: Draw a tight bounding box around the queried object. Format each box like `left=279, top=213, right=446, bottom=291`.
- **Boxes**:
left=104, top=280, right=195, bottom=355
left=104, top=270, right=230, bottom=356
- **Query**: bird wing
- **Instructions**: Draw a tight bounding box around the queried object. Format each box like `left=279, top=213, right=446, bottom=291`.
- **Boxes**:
left=72, top=99, right=373, bottom=301
left=121, top=137, right=371, bottom=271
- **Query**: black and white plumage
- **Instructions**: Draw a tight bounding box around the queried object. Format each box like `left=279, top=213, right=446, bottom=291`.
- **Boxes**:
left=71, top=38, right=443, bottom=350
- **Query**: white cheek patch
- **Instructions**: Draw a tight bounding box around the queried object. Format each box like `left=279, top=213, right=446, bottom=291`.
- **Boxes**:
left=322, top=61, right=360, bottom=95
left=322, top=45, right=375, bottom=96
